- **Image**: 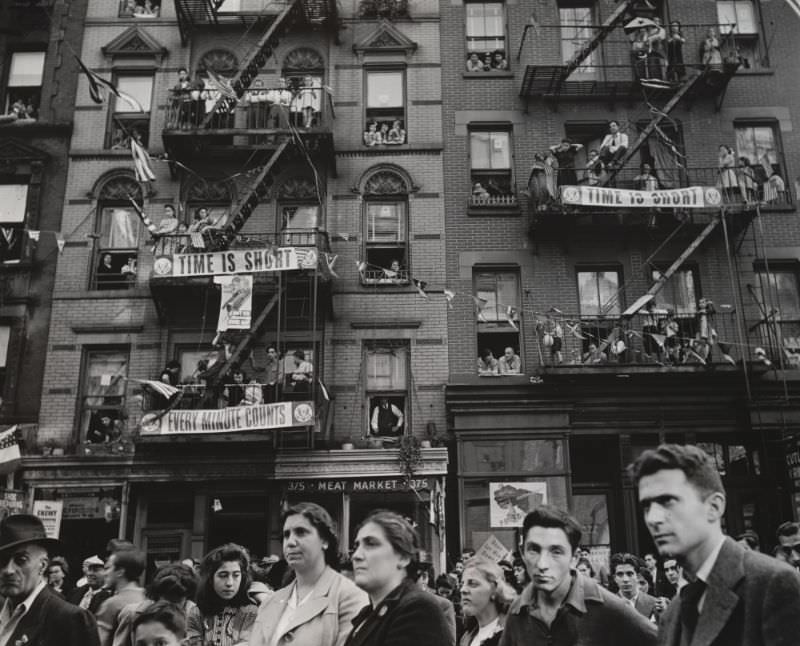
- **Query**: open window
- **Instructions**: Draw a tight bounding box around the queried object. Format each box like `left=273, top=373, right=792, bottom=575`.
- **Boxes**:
left=277, top=176, right=321, bottom=247
left=107, top=73, right=153, bottom=148
left=365, top=342, right=408, bottom=440
left=558, top=5, right=597, bottom=79
left=79, top=348, right=129, bottom=444
left=119, top=0, right=161, bottom=17
left=465, top=2, right=509, bottom=72
left=474, top=269, right=521, bottom=362
left=91, top=176, right=142, bottom=290
left=717, top=0, right=766, bottom=69
left=365, top=69, right=406, bottom=146
left=735, top=122, right=789, bottom=205
left=0, top=184, right=28, bottom=264
left=469, top=126, right=514, bottom=206
left=577, top=268, right=622, bottom=356
left=360, top=169, right=410, bottom=285
left=5, top=51, right=45, bottom=120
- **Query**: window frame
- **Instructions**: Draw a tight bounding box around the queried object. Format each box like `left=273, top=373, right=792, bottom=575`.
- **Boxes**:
left=752, top=263, right=800, bottom=322
left=0, top=181, right=30, bottom=265
left=716, top=0, right=758, bottom=35
left=4, top=50, right=46, bottom=119
left=469, top=124, right=515, bottom=203
left=576, top=266, right=624, bottom=319
left=363, top=66, right=407, bottom=146
left=650, top=264, right=700, bottom=317
left=473, top=267, right=522, bottom=364
left=465, top=1, right=509, bottom=69
left=106, top=70, right=154, bottom=149
left=278, top=201, right=321, bottom=247
left=118, top=0, right=162, bottom=18
left=558, top=4, right=599, bottom=79
left=734, top=120, right=787, bottom=192
left=361, top=197, right=410, bottom=286
left=364, top=341, right=409, bottom=439
left=91, top=188, right=142, bottom=292
left=77, top=346, right=130, bottom=445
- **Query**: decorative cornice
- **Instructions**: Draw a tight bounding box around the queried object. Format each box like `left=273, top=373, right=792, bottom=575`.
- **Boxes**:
left=274, top=448, right=448, bottom=479
left=353, top=19, right=418, bottom=58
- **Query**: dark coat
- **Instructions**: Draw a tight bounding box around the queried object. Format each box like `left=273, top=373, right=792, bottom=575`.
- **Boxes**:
left=658, top=537, right=800, bottom=646
left=634, top=591, right=658, bottom=619
left=343, top=579, right=455, bottom=646
left=66, top=584, right=113, bottom=614
left=7, top=584, right=100, bottom=646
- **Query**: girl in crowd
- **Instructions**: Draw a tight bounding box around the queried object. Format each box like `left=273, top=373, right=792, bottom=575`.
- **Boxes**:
left=717, top=145, right=738, bottom=200
left=131, top=601, right=186, bottom=646
left=187, top=543, right=258, bottom=646
left=576, top=557, right=596, bottom=580
left=344, top=510, right=453, bottom=646
left=250, top=502, right=367, bottom=646
left=459, top=558, right=516, bottom=646
left=113, top=563, right=198, bottom=646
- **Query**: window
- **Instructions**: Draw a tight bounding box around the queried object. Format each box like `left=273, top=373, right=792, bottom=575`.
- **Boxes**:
left=108, top=73, right=153, bottom=149
left=465, top=3, right=508, bottom=71
left=365, top=342, right=408, bottom=439
left=0, top=326, right=9, bottom=405
left=474, top=269, right=521, bottom=361
left=753, top=269, right=800, bottom=321
left=365, top=70, right=406, bottom=146
left=735, top=123, right=784, bottom=190
left=80, top=349, right=129, bottom=444
left=470, top=128, right=514, bottom=204
left=652, top=268, right=698, bottom=316
left=5, top=51, right=45, bottom=120
left=92, top=177, right=142, bottom=290
left=363, top=201, right=408, bottom=284
left=280, top=205, right=319, bottom=246
left=559, top=6, right=597, bottom=78
left=717, top=1, right=757, bottom=35
left=0, top=184, right=28, bottom=264
left=119, top=0, right=161, bottom=17
left=577, top=268, right=621, bottom=353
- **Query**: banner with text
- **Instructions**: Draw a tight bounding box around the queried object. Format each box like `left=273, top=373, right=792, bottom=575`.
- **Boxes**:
left=140, top=401, right=314, bottom=435
left=215, top=274, right=253, bottom=331
left=560, top=185, right=722, bottom=209
left=154, top=247, right=319, bottom=278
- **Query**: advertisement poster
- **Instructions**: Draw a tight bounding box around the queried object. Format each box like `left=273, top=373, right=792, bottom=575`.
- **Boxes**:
left=489, top=482, right=547, bottom=528
left=215, top=274, right=253, bottom=331
left=33, top=500, right=63, bottom=539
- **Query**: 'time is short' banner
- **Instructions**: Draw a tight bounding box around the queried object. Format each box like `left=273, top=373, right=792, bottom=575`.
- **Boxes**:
left=153, top=247, right=319, bottom=277
left=560, top=185, right=722, bottom=209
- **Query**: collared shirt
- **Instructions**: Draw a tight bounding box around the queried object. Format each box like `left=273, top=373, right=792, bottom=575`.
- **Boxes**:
left=470, top=617, right=500, bottom=646
left=499, top=354, right=521, bottom=374
left=601, top=132, right=629, bottom=151
left=692, top=535, right=726, bottom=613
left=620, top=592, right=639, bottom=610
left=0, top=580, right=46, bottom=646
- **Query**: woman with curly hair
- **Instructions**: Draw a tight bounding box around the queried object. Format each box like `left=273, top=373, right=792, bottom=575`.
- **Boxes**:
left=187, top=543, right=258, bottom=646
left=459, top=558, right=516, bottom=646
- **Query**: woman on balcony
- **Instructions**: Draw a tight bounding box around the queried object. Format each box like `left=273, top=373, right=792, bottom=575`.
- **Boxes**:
left=666, top=21, right=686, bottom=82
left=717, top=145, right=738, bottom=200
left=295, top=76, right=321, bottom=128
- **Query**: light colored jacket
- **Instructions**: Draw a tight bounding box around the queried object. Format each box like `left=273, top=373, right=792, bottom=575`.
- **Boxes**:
left=249, top=566, right=368, bottom=646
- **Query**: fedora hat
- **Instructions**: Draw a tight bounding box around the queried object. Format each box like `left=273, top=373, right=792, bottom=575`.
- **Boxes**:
left=0, top=514, right=61, bottom=555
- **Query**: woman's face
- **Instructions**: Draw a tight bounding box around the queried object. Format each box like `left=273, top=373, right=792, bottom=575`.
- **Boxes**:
left=283, top=513, right=327, bottom=574
left=212, top=560, right=242, bottom=601
left=513, top=564, right=526, bottom=583
left=47, top=565, right=65, bottom=585
left=351, top=521, right=408, bottom=594
left=460, top=567, right=495, bottom=618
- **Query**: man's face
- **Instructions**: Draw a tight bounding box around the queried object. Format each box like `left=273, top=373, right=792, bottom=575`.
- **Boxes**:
left=178, top=70, right=188, bottom=81
left=613, top=564, right=638, bottom=599
left=778, top=532, right=800, bottom=570
left=663, top=558, right=680, bottom=584
left=0, top=545, right=48, bottom=601
left=267, top=348, right=277, bottom=360
left=504, top=348, right=514, bottom=360
left=644, top=554, right=656, bottom=570
left=102, top=554, right=121, bottom=590
left=86, top=563, right=104, bottom=588
left=638, top=468, right=722, bottom=560
left=609, top=122, right=619, bottom=134
left=522, top=526, right=575, bottom=595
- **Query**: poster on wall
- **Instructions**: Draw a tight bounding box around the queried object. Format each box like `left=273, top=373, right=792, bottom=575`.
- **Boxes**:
left=489, top=482, right=547, bottom=528
left=0, top=490, right=26, bottom=520
left=33, top=500, right=63, bottom=539
left=475, top=533, right=513, bottom=564
left=214, top=274, right=253, bottom=331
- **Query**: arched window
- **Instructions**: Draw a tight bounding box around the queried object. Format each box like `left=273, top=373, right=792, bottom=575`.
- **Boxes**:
left=92, top=174, right=142, bottom=290
left=277, top=176, right=320, bottom=246
left=282, top=48, right=325, bottom=128
left=361, top=169, right=409, bottom=285
left=196, top=49, right=239, bottom=130
left=183, top=177, right=234, bottom=231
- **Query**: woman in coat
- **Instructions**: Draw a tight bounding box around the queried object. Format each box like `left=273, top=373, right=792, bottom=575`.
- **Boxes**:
left=249, top=502, right=367, bottom=646
left=458, top=558, right=516, bottom=646
left=344, top=510, right=454, bottom=646
left=186, top=543, right=258, bottom=646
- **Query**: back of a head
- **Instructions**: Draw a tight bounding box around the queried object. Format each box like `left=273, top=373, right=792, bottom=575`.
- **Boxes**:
left=114, top=548, right=146, bottom=582
left=132, top=600, right=186, bottom=640
left=149, top=563, right=198, bottom=603
left=106, top=538, right=136, bottom=557
left=631, top=443, right=725, bottom=498
left=521, top=505, right=582, bottom=552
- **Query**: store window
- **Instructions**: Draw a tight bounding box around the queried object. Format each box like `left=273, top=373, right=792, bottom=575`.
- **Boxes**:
left=364, top=69, right=406, bottom=147
left=5, top=51, right=45, bottom=120
left=577, top=268, right=622, bottom=355
left=474, top=269, right=520, bottom=361
left=365, top=342, right=408, bottom=440
left=465, top=2, right=508, bottom=72
left=79, top=348, right=129, bottom=444
left=92, top=176, right=142, bottom=290
left=469, top=128, right=514, bottom=205
left=107, top=73, right=153, bottom=149
left=0, top=184, right=28, bottom=264
left=559, top=5, right=597, bottom=78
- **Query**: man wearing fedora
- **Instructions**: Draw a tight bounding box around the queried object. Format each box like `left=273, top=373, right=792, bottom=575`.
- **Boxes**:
left=0, top=514, right=100, bottom=645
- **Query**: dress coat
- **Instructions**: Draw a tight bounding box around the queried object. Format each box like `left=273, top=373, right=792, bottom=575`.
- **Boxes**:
left=658, top=537, right=800, bottom=646
left=6, top=584, right=100, bottom=646
left=249, top=565, right=367, bottom=646
left=634, top=591, right=658, bottom=619
left=343, top=578, right=455, bottom=646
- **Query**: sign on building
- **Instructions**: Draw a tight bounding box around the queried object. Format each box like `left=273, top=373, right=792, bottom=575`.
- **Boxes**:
left=560, top=185, right=722, bottom=209
left=153, top=247, right=319, bottom=278
left=33, top=500, right=63, bottom=539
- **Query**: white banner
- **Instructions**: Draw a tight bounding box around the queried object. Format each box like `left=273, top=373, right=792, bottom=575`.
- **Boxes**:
left=33, top=500, right=63, bottom=539
left=560, top=185, right=722, bottom=209
left=215, top=274, right=253, bottom=331
left=154, top=247, right=319, bottom=278
left=140, top=401, right=315, bottom=435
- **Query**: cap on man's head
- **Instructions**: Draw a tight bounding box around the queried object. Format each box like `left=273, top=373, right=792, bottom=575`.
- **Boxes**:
left=83, top=554, right=105, bottom=568
left=0, top=514, right=60, bottom=556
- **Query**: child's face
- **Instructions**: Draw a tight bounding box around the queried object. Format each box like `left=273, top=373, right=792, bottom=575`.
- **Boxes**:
left=134, top=620, right=182, bottom=646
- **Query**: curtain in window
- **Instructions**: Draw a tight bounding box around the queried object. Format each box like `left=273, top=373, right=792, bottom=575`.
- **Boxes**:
left=0, top=185, right=28, bottom=224
left=85, top=352, right=128, bottom=406
left=578, top=271, right=620, bottom=316
left=283, top=205, right=319, bottom=229
left=367, top=203, right=405, bottom=242
left=652, top=269, right=697, bottom=315
left=8, top=53, right=45, bottom=87
left=102, top=207, right=140, bottom=248
left=716, top=1, right=756, bottom=34
left=475, top=272, right=519, bottom=323
left=754, top=271, right=800, bottom=320
left=366, top=346, right=407, bottom=390
left=366, top=72, right=403, bottom=108
left=116, top=76, right=153, bottom=112
left=470, top=132, right=510, bottom=170
left=466, top=3, right=505, bottom=52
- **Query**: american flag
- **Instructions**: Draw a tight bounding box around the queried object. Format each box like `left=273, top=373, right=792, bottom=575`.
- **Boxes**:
left=205, top=69, right=238, bottom=103
left=0, top=426, right=20, bottom=475
left=75, top=56, right=145, bottom=111
left=135, top=379, right=181, bottom=400
left=131, top=139, right=156, bottom=183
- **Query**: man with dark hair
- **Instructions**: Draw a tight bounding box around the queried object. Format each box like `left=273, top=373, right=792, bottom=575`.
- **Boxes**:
left=411, top=561, right=456, bottom=643
left=0, top=514, right=100, bottom=645
left=736, top=529, right=760, bottom=552
left=610, top=552, right=657, bottom=620
left=634, top=443, right=800, bottom=646
left=500, top=505, right=656, bottom=646
left=776, top=521, right=800, bottom=571
left=96, top=548, right=146, bottom=646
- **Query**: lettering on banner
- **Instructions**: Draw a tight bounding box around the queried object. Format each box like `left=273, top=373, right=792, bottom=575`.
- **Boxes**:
left=159, top=247, right=302, bottom=278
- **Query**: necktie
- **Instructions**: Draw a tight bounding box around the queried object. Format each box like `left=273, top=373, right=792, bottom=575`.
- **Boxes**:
left=679, top=579, right=706, bottom=644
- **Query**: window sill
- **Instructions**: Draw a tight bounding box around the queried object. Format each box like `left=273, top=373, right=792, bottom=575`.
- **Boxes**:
left=761, top=203, right=795, bottom=213
left=360, top=278, right=411, bottom=286
left=341, top=144, right=443, bottom=153
left=468, top=205, right=521, bottom=216
left=735, top=67, right=774, bottom=76
left=0, top=121, right=72, bottom=135
left=463, top=71, right=514, bottom=79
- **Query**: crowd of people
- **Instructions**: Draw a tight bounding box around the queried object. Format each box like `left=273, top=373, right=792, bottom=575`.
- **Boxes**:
left=5, top=443, right=799, bottom=645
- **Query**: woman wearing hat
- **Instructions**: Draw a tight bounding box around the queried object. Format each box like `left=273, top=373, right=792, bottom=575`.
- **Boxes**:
left=249, top=502, right=367, bottom=646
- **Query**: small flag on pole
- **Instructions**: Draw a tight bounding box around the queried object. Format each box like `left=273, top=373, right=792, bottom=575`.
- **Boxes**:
left=128, top=198, right=158, bottom=236
left=444, top=289, right=455, bottom=309
left=412, top=278, right=429, bottom=299
left=56, top=237, right=65, bottom=253
left=190, top=232, right=205, bottom=248
left=134, top=379, right=181, bottom=401
left=324, top=253, right=339, bottom=278
left=205, top=69, right=238, bottom=102
left=717, top=342, right=736, bottom=366
left=75, top=56, right=144, bottom=111
left=0, top=426, right=20, bottom=475
left=131, top=139, right=156, bottom=183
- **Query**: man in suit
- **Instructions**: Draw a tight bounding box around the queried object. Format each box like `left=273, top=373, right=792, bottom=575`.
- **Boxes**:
left=634, top=443, right=800, bottom=646
left=66, top=554, right=112, bottom=613
left=610, top=552, right=658, bottom=620
left=0, top=514, right=100, bottom=646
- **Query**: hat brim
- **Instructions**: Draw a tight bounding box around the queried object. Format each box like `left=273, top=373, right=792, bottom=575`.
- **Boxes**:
left=0, top=536, right=62, bottom=556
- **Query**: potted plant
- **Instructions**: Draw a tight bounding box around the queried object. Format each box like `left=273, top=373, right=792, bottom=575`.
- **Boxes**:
left=397, top=435, right=422, bottom=485
left=358, top=0, right=409, bottom=20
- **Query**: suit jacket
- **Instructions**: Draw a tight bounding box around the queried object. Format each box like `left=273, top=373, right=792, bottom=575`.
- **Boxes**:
left=343, top=578, right=455, bottom=646
left=659, top=537, right=800, bottom=646
left=66, top=584, right=114, bottom=614
left=249, top=566, right=368, bottom=646
left=634, top=592, right=658, bottom=619
left=7, top=584, right=100, bottom=646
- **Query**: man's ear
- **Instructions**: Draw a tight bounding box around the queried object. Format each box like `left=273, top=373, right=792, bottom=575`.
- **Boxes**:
left=706, top=491, right=726, bottom=522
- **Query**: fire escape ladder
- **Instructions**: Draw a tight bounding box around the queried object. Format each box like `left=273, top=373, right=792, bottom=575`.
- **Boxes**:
left=200, top=0, right=300, bottom=128
left=622, top=215, right=722, bottom=317
left=602, top=71, right=706, bottom=186
left=220, top=140, right=290, bottom=247
left=209, top=287, right=285, bottom=389
left=174, top=0, right=217, bottom=45
left=559, top=0, right=636, bottom=84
